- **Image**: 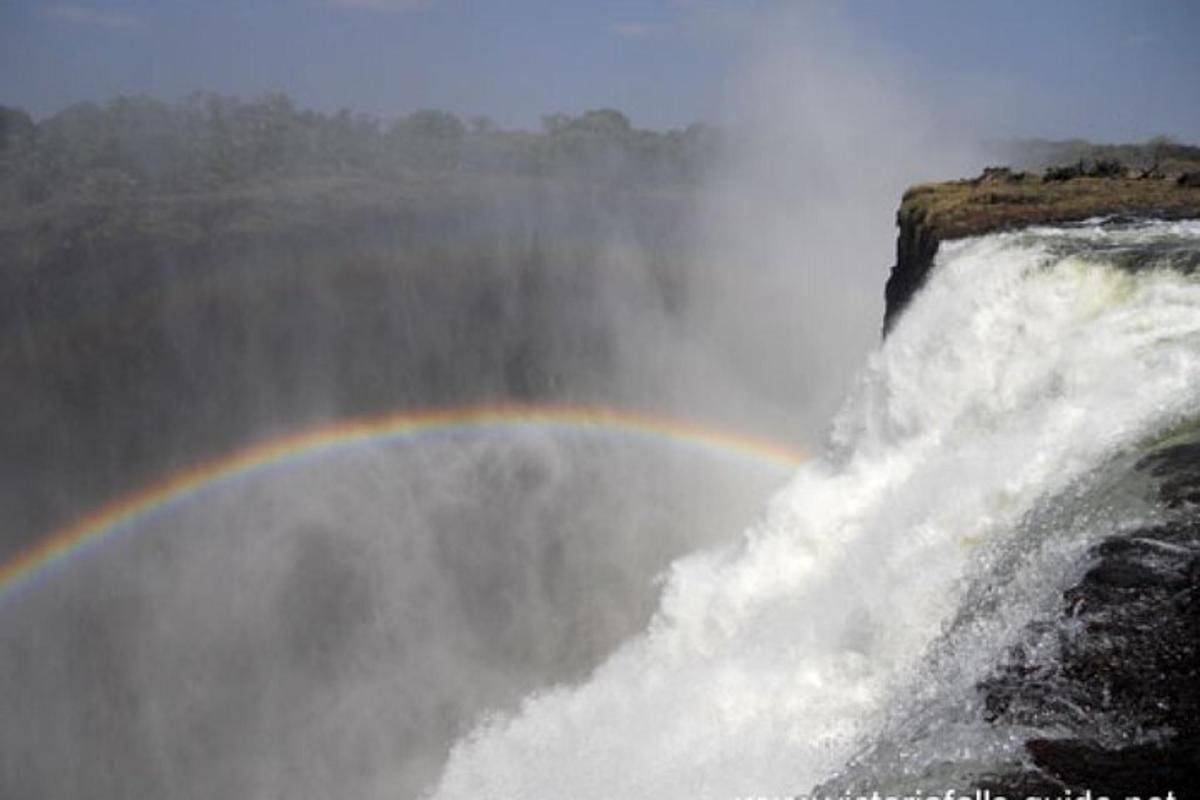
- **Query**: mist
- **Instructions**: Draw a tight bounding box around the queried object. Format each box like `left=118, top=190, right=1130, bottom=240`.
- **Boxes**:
left=624, top=8, right=983, bottom=442
left=0, top=5, right=990, bottom=799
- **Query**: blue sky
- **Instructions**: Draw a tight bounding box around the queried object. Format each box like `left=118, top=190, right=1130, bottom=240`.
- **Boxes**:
left=2, top=0, right=1198, bottom=142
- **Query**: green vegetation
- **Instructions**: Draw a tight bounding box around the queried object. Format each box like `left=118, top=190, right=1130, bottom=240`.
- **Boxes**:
left=900, top=167, right=1200, bottom=242
left=999, top=135, right=1200, bottom=178
left=0, top=93, right=718, bottom=209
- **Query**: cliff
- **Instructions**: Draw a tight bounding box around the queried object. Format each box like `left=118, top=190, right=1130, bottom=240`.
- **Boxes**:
left=880, top=170, right=1200, bottom=797
left=883, top=169, right=1200, bottom=333
left=0, top=175, right=693, bottom=565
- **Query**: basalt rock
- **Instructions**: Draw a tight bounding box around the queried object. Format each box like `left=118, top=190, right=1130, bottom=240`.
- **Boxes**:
left=976, top=438, right=1200, bottom=799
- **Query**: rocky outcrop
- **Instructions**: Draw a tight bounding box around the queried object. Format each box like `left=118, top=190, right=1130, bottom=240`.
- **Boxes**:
left=878, top=169, right=1200, bottom=796
left=883, top=170, right=1200, bottom=334
left=976, top=436, right=1200, bottom=798
left=883, top=190, right=942, bottom=334
left=875, top=173, right=1200, bottom=795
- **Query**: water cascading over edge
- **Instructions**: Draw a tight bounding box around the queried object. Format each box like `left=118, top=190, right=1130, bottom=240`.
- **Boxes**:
left=428, top=219, right=1200, bottom=799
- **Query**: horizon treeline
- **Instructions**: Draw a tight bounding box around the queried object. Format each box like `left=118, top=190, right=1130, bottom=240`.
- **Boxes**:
left=5, top=92, right=1200, bottom=211
left=0, top=92, right=721, bottom=206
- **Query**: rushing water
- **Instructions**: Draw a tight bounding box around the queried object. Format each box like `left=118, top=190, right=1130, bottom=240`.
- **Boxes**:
left=4, top=220, right=1198, bottom=800
left=428, top=220, right=1200, bottom=799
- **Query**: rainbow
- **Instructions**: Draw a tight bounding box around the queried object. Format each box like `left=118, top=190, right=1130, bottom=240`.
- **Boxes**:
left=0, top=404, right=804, bottom=603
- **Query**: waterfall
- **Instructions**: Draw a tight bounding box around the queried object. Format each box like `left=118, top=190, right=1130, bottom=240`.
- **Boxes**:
left=428, top=219, right=1200, bottom=799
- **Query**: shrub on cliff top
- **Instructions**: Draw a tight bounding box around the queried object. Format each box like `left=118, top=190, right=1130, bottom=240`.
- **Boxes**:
left=1045, top=162, right=1084, bottom=181
left=1089, top=158, right=1126, bottom=178
left=1045, top=158, right=1127, bottom=181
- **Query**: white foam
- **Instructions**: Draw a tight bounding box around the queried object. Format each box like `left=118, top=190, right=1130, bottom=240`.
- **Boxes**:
left=429, top=222, right=1200, bottom=799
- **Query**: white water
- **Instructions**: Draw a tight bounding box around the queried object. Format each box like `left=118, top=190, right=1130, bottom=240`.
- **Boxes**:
left=429, top=220, right=1200, bottom=799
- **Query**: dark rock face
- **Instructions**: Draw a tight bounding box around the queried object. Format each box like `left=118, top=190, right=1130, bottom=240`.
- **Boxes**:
left=977, top=440, right=1200, bottom=799
left=882, top=202, right=940, bottom=335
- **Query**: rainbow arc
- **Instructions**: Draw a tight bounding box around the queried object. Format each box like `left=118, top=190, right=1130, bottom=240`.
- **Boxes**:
left=0, top=404, right=805, bottom=603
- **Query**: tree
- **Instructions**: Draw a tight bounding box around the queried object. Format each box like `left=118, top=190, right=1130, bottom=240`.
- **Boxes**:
left=571, top=108, right=632, bottom=136
left=0, top=106, right=35, bottom=152
left=388, top=110, right=465, bottom=170
left=401, top=109, right=465, bottom=141
left=1147, top=134, right=1177, bottom=175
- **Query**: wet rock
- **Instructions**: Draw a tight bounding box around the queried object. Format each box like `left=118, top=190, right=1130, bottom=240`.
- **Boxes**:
left=977, top=435, right=1200, bottom=798
left=883, top=198, right=940, bottom=334
left=1024, top=736, right=1200, bottom=799
left=1138, top=442, right=1200, bottom=509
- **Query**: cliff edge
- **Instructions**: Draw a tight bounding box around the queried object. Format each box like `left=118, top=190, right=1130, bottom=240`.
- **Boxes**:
left=877, top=168, right=1200, bottom=797
left=884, top=168, right=1200, bottom=333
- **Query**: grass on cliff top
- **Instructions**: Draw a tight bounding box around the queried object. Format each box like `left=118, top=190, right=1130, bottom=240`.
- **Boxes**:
left=902, top=173, right=1200, bottom=240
